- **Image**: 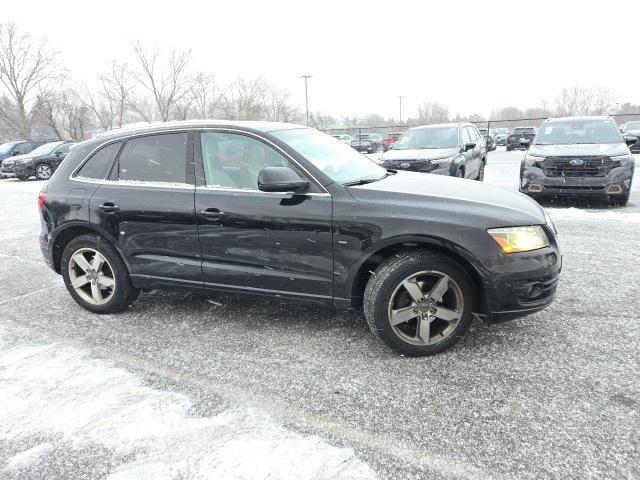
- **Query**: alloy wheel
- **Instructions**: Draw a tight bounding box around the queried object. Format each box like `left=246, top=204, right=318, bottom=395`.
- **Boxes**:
left=68, top=248, right=116, bottom=305
left=387, top=270, right=463, bottom=346
left=36, top=164, right=52, bottom=179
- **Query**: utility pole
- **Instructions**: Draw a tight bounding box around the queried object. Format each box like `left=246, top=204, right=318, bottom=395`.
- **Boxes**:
left=299, top=75, right=312, bottom=126
left=397, top=96, right=405, bottom=124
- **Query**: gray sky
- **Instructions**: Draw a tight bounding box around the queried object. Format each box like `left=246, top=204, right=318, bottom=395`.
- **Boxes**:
left=4, top=0, right=640, bottom=120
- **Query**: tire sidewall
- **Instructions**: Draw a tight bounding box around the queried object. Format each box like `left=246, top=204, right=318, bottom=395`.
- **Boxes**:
left=61, top=234, right=133, bottom=313
left=35, top=163, right=52, bottom=180
left=367, top=253, right=475, bottom=356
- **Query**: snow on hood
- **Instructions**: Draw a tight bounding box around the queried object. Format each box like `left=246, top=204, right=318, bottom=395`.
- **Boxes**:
left=380, top=147, right=459, bottom=162
left=0, top=329, right=376, bottom=480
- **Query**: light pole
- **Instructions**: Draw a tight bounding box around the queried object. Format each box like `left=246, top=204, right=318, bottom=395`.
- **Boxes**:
left=397, top=95, right=405, bottom=124
left=299, top=75, right=312, bottom=126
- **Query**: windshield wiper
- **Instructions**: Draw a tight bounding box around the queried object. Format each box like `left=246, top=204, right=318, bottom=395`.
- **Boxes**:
left=343, top=172, right=391, bottom=186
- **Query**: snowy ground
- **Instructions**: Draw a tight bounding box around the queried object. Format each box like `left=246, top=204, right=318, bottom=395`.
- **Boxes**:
left=1, top=148, right=639, bottom=479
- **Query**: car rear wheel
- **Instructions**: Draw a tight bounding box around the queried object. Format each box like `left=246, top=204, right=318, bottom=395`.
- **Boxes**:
left=61, top=234, right=140, bottom=314
left=363, top=251, right=475, bottom=356
left=35, top=163, right=53, bottom=180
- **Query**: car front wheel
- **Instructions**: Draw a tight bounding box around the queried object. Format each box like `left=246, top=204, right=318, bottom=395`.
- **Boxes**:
left=61, top=234, right=140, bottom=313
left=363, top=251, right=475, bottom=356
left=35, top=163, right=53, bottom=180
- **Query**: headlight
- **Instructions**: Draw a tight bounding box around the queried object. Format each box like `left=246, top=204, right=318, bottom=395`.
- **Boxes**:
left=610, top=153, right=634, bottom=165
left=487, top=226, right=549, bottom=253
left=430, top=155, right=456, bottom=165
left=524, top=153, right=545, bottom=166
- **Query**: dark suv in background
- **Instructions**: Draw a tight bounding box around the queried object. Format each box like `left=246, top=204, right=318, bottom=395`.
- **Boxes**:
left=0, top=139, right=51, bottom=168
left=506, top=127, right=539, bottom=151
left=10, top=141, right=75, bottom=180
left=620, top=120, right=640, bottom=153
left=379, top=123, right=487, bottom=180
left=520, top=116, right=636, bottom=206
left=39, top=121, right=560, bottom=356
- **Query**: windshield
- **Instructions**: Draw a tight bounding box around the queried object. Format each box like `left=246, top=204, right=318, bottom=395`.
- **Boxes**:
left=535, top=119, right=621, bottom=145
left=272, top=128, right=386, bottom=184
left=494, top=128, right=508, bottom=134
left=626, top=121, right=640, bottom=131
left=0, top=142, right=19, bottom=154
left=393, top=127, right=459, bottom=150
left=28, top=141, right=64, bottom=156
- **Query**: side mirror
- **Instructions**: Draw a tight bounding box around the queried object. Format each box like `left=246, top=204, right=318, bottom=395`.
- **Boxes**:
left=258, top=166, right=309, bottom=193
left=625, top=135, right=638, bottom=146
left=11, top=150, right=20, bottom=156
left=464, top=142, right=476, bottom=151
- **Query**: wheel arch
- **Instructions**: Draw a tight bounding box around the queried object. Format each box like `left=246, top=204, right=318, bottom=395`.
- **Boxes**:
left=51, top=222, right=128, bottom=274
left=346, top=235, right=488, bottom=315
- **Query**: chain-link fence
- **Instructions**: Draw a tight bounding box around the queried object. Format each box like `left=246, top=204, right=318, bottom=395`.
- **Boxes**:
left=321, top=112, right=640, bottom=141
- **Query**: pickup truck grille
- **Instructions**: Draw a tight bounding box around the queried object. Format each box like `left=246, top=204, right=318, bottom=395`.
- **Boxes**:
left=543, top=157, right=619, bottom=177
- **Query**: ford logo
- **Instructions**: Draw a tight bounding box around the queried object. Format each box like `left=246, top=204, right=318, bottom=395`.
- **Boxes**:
left=400, top=162, right=410, bottom=169
left=569, top=158, right=584, bottom=166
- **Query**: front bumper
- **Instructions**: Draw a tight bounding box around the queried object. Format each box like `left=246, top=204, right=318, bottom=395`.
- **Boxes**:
left=519, top=163, right=634, bottom=197
left=12, top=163, right=34, bottom=178
left=483, top=237, right=561, bottom=323
left=1, top=163, right=16, bottom=175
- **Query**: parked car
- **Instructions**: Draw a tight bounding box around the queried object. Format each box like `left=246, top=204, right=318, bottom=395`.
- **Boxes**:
left=620, top=120, right=640, bottom=153
left=10, top=141, right=76, bottom=180
left=351, top=133, right=382, bottom=153
left=506, top=127, right=538, bottom=151
left=0, top=139, right=51, bottom=167
left=478, top=128, right=496, bottom=151
left=332, top=134, right=353, bottom=145
left=379, top=123, right=487, bottom=180
left=38, top=121, right=560, bottom=356
left=493, top=128, right=510, bottom=146
left=382, top=132, right=403, bottom=152
left=520, top=116, right=636, bottom=206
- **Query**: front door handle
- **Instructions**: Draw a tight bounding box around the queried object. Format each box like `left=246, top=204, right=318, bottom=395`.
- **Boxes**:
left=200, top=207, right=224, bottom=220
left=100, top=202, right=120, bottom=213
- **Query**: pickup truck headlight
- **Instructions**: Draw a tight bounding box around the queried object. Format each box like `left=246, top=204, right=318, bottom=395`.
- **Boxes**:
left=524, top=153, right=545, bottom=166
left=488, top=226, right=549, bottom=253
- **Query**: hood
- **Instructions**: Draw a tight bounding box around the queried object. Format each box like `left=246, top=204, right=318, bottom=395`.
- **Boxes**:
left=380, top=147, right=459, bottom=162
left=349, top=171, right=546, bottom=228
left=529, top=142, right=629, bottom=157
left=3, top=153, right=34, bottom=164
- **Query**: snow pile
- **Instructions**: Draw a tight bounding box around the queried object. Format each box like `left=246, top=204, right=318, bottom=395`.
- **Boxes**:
left=0, top=333, right=376, bottom=480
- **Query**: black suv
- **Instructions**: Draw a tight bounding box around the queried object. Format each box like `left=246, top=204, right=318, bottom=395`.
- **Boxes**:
left=39, top=121, right=561, bottom=356
left=506, top=127, right=539, bottom=151
left=520, top=116, right=636, bottom=206
left=10, top=141, right=75, bottom=180
left=379, top=123, right=487, bottom=180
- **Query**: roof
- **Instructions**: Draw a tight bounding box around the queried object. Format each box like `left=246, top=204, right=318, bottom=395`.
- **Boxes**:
left=93, top=120, right=307, bottom=140
left=411, top=122, right=475, bottom=130
left=544, top=116, right=613, bottom=123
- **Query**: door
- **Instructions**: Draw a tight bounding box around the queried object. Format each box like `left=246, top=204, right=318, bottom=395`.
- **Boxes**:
left=194, top=130, right=333, bottom=301
left=88, top=132, right=202, bottom=289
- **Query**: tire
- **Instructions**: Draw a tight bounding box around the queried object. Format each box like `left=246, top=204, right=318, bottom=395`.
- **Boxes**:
left=476, top=161, right=485, bottom=181
left=456, top=168, right=465, bottom=178
left=61, top=234, right=140, bottom=313
left=363, top=251, right=476, bottom=356
left=35, top=163, right=53, bottom=180
left=506, top=146, right=512, bottom=151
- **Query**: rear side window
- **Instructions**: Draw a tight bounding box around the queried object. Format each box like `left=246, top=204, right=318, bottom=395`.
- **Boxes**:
left=77, top=142, right=122, bottom=179
left=16, top=142, right=33, bottom=154
left=117, top=133, right=188, bottom=184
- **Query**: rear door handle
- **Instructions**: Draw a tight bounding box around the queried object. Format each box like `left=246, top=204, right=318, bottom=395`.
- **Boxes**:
left=200, top=207, right=224, bottom=220
left=100, top=202, right=120, bottom=213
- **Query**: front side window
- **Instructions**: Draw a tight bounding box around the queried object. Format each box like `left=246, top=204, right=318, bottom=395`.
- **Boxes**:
left=29, top=142, right=64, bottom=157
left=461, top=127, right=472, bottom=145
left=272, top=128, right=386, bottom=185
left=118, top=133, right=188, bottom=183
left=201, top=132, right=292, bottom=189
left=535, top=120, right=622, bottom=145
left=54, top=143, right=72, bottom=154
left=77, top=142, right=123, bottom=179
left=16, top=142, right=33, bottom=154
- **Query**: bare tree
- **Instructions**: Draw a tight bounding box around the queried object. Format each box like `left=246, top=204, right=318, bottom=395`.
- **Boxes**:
left=0, top=22, right=60, bottom=137
left=415, top=101, right=449, bottom=124
left=219, top=77, right=267, bottom=120
left=263, top=84, right=300, bottom=122
left=36, top=87, right=94, bottom=141
left=130, top=41, right=193, bottom=121
left=190, top=72, right=220, bottom=119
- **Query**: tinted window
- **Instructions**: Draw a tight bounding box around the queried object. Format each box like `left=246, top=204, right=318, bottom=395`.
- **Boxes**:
left=77, top=142, right=122, bottom=179
left=467, top=127, right=478, bottom=141
left=16, top=142, right=33, bottom=154
left=118, top=133, right=188, bottom=183
left=535, top=120, right=621, bottom=145
left=393, top=127, right=459, bottom=150
left=201, top=132, right=293, bottom=189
